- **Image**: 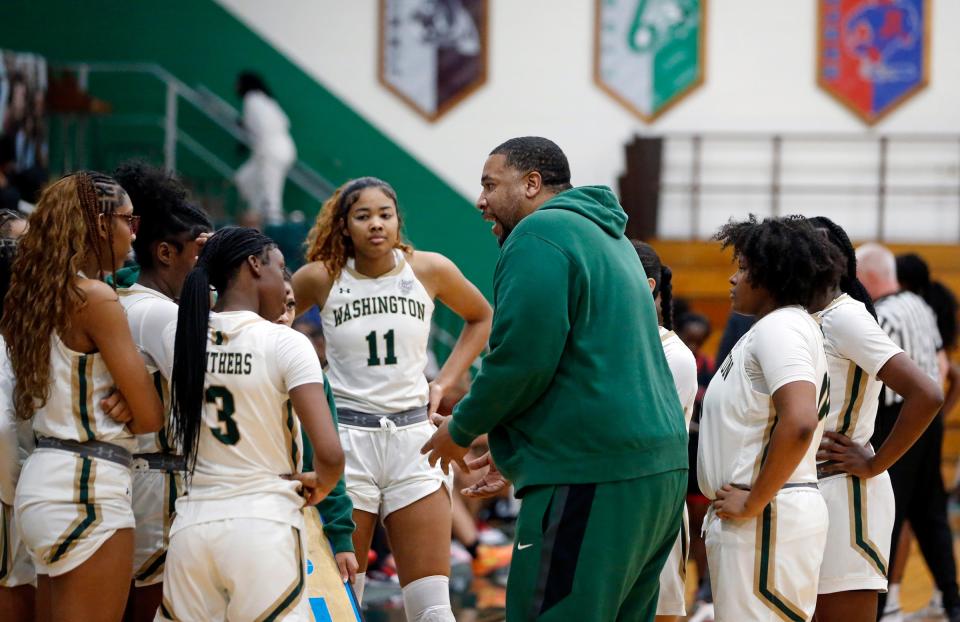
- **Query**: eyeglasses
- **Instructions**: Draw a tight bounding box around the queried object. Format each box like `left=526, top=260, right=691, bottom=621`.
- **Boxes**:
left=105, top=213, right=141, bottom=234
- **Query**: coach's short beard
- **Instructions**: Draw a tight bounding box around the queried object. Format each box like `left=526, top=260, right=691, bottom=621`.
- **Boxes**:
left=497, top=223, right=514, bottom=247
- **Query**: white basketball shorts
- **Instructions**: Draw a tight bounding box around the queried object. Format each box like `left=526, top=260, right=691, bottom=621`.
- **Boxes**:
left=156, top=517, right=310, bottom=621
left=817, top=472, right=893, bottom=594
left=15, top=448, right=134, bottom=577
left=706, top=487, right=828, bottom=621
left=339, top=420, right=451, bottom=518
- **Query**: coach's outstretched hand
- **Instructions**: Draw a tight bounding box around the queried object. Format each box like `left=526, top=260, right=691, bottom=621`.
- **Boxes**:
left=421, top=414, right=470, bottom=475
left=284, top=472, right=328, bottom=506
left=461, top=452, right=509, bottom=499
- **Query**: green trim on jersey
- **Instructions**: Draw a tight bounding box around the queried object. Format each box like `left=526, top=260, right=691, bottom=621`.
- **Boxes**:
left=837, top=366, right=865, bottom=434
left=76, top=355, right=96, bottom=442
left=817, top=371, right=831, bottom=421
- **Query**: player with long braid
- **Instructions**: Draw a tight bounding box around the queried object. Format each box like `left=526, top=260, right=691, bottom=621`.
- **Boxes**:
left=156, top=227, right=343, bottom=621
left=3, top=172, right=163, bottom=621
left=809, top=216, right=942, bottom=622
left=633, top=241, right=696, bottom=622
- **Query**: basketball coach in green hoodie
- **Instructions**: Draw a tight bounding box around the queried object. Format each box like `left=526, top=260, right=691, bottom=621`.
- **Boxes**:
left=422, top=137, right=687, bottom=621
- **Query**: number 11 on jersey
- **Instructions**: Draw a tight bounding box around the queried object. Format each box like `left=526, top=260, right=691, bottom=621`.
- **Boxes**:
left=366, top=330, right=398, bottom=366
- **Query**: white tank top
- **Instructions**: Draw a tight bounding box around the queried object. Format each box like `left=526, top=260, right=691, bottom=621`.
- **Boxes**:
left=320, top=250, right=434, bottom=414
left=32, top=334, right=136, bottom=452
left=118, top=284, right=178, bottom=454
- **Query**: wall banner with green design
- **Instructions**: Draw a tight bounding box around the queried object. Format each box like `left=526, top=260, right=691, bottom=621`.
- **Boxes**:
left=594, top=0, right=706, bottom=122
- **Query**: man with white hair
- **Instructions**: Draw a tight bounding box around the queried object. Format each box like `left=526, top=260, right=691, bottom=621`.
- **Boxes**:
left=856, top=243, right=959, bottom=622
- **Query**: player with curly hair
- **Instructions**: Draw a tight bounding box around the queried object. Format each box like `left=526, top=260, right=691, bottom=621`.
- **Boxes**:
left=110, top=161, right=213, bottom=621
left=2, top=172, right=163, bottom=621
left=293, top=177, right=491, bottom=621
left=698, top=215, right=841, bottom=621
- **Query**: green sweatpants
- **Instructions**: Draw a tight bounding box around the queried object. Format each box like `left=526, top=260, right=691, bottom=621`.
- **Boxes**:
left=506, top=469, right=686, bottom=621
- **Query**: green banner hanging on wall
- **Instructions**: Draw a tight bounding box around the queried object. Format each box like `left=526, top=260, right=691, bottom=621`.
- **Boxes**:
left=595, top=0, right=706, bottom=122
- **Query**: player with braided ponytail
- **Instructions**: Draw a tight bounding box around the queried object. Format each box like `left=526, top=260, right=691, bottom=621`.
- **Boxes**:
left=3, top=171, right=163, bottom=621
left=155, top=227, right=344, bottom=621
left=806, top=217, right=943, bottom=622
left=632, top=240, right=696, bottom=622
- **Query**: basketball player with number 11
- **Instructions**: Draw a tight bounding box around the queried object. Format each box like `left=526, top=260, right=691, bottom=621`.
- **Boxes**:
left=293, top=177, right=492, bottom=622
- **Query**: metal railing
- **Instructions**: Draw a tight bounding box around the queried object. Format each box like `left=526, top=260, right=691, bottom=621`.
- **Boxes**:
left=55, top=61, right=335, bottom=203
left=658, top=132, right=960, bottom=242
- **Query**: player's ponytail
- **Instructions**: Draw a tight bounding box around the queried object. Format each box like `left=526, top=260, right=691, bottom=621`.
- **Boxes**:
left=632, top=240, right=674, bottom=328
left=659, top=264, right=675, bottom=330
left=170, top=227, right=276, bottom=471
left=809, top=216, right=877, bottom=320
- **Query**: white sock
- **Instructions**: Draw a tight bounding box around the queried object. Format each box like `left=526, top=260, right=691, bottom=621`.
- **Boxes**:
left=401, top=575, right=455, bottom=622
left=352, top=572, right=366, bottom=604
left=886, top=583, right=901, bottom=610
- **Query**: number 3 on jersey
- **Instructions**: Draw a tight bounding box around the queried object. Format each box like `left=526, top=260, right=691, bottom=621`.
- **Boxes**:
left=366, top=329, right=398, bottom=366
left=206, top=385, right=240, bottom=445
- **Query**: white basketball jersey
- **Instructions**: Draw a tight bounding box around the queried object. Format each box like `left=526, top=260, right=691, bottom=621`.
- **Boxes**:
left=659, top=327, right=697, bottom=429
left=31, top=333, right=136, bottom=452
left=1, top=335, right=33, bottom=505
left=118, top=284, right=178, bottom=454
left=698, top=306, right=829, bottom=500
left=816, top=294, right=902, bottom=448
left=1, top=335, right=17, bottom=505
left=320, top=250, right=434, bottom=414
left=158, top=311, right=326, bottom=533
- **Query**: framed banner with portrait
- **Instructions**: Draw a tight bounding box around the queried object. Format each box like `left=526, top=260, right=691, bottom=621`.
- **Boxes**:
left=379, top=0, right=488, bottom=122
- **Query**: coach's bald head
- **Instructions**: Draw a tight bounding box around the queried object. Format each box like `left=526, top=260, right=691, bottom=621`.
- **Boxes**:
left=855, top=243, right=899, bottom=301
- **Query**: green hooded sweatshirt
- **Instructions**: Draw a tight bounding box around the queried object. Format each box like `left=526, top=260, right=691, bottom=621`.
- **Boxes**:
left=449, top=186, right=687, bottom=494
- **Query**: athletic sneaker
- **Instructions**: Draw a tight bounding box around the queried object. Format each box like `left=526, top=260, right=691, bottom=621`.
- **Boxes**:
left=472, top=544, right=512, bottom=578
left=687, top=602, right=715, bottom=622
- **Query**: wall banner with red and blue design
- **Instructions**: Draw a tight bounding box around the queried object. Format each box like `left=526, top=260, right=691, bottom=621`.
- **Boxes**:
left=818, top=0, right=929, bottom=125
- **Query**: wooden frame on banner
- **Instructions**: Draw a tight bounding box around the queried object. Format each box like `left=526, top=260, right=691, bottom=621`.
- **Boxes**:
left=378, top=0, right=489, bottom=122
left=593, top=0, right=708, bottom=123
left=816, top=0, right=930, bottom=126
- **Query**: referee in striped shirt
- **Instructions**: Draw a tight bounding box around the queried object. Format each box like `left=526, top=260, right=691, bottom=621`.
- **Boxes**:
left=857, top=243, right=955, bottom=621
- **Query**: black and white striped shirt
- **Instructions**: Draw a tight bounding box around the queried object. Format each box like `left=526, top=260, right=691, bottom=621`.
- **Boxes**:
left=875, top=290, right=942, bottom=406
